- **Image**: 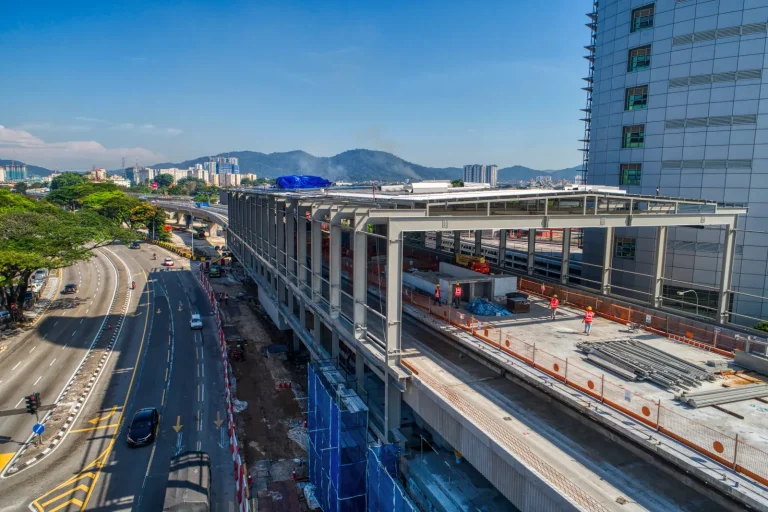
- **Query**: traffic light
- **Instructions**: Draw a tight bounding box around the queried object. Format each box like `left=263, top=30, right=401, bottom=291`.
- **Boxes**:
left=25, top=393, right=40, bottom=414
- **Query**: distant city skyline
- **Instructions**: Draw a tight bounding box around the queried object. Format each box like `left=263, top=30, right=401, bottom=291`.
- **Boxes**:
left=1, top=1, right=588, bottom=170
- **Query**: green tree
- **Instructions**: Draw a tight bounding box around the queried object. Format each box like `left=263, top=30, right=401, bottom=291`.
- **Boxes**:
left=240, top=178, right=253, bottom=186
left=451, top=179, right=464, bottom=187
left=131, top=184, right=151, bottom=194
left=176, top=177, right=207, bottom=196
left=0, top=190, right=131, bottom=318
left=50, top=172, right=86, bottom=190
left=754, top=322, right=768, bottom=333
left=167, top=185, right=187, bottom=196
left=29, top=182, right=44, bottom=189
left=154, top=173, right=175, bottom=188
left=13, top=182, right=28, bottom=195
left=130, top=203, right=170, bottom=241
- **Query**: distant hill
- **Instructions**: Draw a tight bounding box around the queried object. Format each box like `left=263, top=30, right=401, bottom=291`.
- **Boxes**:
left=146, top=149, right=581, bottom=183
left=0, top=160, right=53, bottom=177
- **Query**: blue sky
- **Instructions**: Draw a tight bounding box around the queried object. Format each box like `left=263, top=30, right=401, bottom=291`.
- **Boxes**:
left=1, top=1, right=590, bottom=170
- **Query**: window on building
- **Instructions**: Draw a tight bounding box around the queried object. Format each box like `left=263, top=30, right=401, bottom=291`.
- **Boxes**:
left=631, top=5, right=654, bottom=32
left=628, top=45, right=651, bottom=72
left=625, top=85, right=648, bottom=111
left=622, top=125, right=645, bottom=148
left=620, top=163, right=642, bottom=185
left=614, top=237, right=636, bottom=260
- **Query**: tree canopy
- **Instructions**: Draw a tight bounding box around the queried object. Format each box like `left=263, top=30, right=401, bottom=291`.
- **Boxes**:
left=154, top=173, right=175, bottom=188
left=50, top=171, right=86, bottom=190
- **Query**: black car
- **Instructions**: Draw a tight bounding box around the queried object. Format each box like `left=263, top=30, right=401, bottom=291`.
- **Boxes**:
left=130, top=241, right=141, bottom=249
left=127, top=408, right=159, bottom=446
left=62, top=284, right=78, bottom=294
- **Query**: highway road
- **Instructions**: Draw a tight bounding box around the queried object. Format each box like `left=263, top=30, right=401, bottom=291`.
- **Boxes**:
left=0, top=243, right=234, bottom=511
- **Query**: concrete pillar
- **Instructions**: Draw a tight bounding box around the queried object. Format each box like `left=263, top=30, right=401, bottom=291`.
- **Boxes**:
left=277, top=201, right=285, bottom=273
left=329, top=212, right=342, bottom=319
left=313, top=314, right=322, bottom=350
left=560, top=228, right=571, bottom=285
left=331, top=332, right=340, bottom=360
left=527, top=230, right=536, bottom=276
left=651, top=226, right=668, bottom=307
left=717, top=217, right=738, bottom=323
left=356, top=354, right=366, bottom=396
left=311, top=210, right=323, bottom=303
left=453, top=231, right=461, bottom=257
left=258, top=196, right=265, bottom=256
left=474, top=230, right=483, bottom=257
left=207, top=223, right=218, bottom=239
left=385, top=376, right=402, bottom=442
left=601, top=226, right=615, bottom=295
left=498, top=229, right=507, bottom=268
left=286, top=203, right=296, bottom=278
left=435, top=231, right=443, bottom=252
left=353, top=215, right=368, bottom=343
left=268, top=196, right=277, bottom=268
left=385, top=222, right=403, bottom=368
left=297, top=208, right=308, bottom=292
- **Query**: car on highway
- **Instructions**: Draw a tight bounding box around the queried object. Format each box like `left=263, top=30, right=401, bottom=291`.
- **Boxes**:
left=190, top=313, right=203, bottom=330
left=130, top=241, right=141, bottom=249
left=127, top=407, right=159, bottom=447
left=62, top=284, right=78, bottom=294
left=32, top=269, right=48, bottom=282
left=163, top=257, right=174, bottom=266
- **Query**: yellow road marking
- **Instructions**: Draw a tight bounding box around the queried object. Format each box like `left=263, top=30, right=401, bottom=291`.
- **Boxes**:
left=70, top=423, right=120, bottom=433
left=0, top=452, right=15, bottom=472
left=173, top=416, right=183, bottom=433
left=49, top=498, right=83, bottom=512
left=30, top=471, right=97, bottom=510
left=41, top=485, right=89, bottom=507
left=88, top=405, right=117, bottom=424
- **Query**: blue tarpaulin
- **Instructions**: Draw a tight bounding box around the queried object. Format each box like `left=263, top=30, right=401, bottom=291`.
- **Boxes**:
left=276, top=175, right=332, bottom=189
left=465, top=298, right=511, bottom=316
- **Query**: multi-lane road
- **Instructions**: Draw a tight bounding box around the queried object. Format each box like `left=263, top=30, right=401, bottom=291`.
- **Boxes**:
left=0, top=243, right=234, bottom=511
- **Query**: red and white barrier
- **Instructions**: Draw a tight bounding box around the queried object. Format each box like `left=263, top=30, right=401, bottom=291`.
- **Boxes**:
left=198, top=269, right=250, bottom=511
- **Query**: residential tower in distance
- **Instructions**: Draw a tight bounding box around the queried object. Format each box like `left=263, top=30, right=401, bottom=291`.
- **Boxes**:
left=463, top=164, right=498, bottom=187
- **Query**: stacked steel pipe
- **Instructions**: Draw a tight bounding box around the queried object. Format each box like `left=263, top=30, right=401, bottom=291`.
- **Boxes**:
left=577, top=339, right=715, bottom=390
left=678, top=384, right=768, bottom=408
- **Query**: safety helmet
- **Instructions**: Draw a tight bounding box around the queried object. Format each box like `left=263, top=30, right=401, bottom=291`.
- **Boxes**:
left=553, top=294, right=558, bottom=298
left=587, top=306, right=592, bottom=311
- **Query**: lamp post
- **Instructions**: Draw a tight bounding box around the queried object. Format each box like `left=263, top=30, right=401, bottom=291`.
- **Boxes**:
left=677, top=289, right=699, bottom=316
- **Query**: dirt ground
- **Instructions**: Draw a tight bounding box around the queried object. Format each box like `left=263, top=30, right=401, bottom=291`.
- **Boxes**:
left=209, top=264, right=312, bottom=511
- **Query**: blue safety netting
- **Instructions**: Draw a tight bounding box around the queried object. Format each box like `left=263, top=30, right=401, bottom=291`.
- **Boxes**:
left=465, top=298, right=511, bottom=316
left=276, top=175, right=332, bottom=189
left=308, top=363, right=368, bottom=512
left=367, top=445, right=418, bottom=512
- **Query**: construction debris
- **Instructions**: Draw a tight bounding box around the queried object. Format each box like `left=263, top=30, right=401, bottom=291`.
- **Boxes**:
left=678, top=383, right=768, bottom=408
left=578, top=339, right=715, bottom=390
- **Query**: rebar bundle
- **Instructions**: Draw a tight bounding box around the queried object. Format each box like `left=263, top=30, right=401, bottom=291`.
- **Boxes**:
left=578, top=339, right=715, bottom=390
left=678, top=384, right=768, bottom=408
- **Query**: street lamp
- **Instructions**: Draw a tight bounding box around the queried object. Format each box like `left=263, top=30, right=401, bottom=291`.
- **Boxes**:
left=677, top=289, right=699, bottom=316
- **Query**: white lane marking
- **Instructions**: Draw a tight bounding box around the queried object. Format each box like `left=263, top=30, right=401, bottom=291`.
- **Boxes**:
left=12, top=362, right=21, bottom=371
left=80, top=319, right=84, bottom=324
left=71, top=331, right=77, bottom=337
left=62, top=343, right=68, bottom=350
left=201, top=384, right=204, bottom=403
left=49, top=358, right=56, bottom=367
left=86, top=309, right=89, bottom=314
left=29, top=346, right=37, bottom=354
left=53, top=321, right=58, bottom=326
left=42, top=334, right=47, bottom=340
left=201, top=363, right=204, bottom=378
left=34, top=376, right=42, bottom=386
left=198, top=411, right=203, bottom=432
left=15, top=397, right=24, bottom=408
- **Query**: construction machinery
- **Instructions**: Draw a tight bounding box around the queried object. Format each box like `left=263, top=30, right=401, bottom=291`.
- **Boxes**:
left=454, top=254, right=490, bottom=274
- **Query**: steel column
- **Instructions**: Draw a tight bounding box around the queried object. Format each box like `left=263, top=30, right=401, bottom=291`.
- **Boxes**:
left=718, top=218, right=738, bottom=323
left=385, top=375, right=402, bottom=442
left=329, top=211, right=342, bottom=319
left=435, top=231, right=442, bottom=251
left=474, top=230, right=482, bottom=256
left=286, top=202, right=296, bottom=279
left=353, top=216, right=368, bottom=342
left=453, top=231, right=461, bottom=256
left=385, top=222, right=403, bottom=368
left=652, top=226, right=668, bottom=307
left=527, top=229, right=536, bottom=276
left=498, top=229, right=507, bottom=268
left=602, top=226, right=615, bottom=295
left=297, top=207, right=308, bottom=291
left=311, top=210, right=323, bottom=303
left=561, top=228, right=571, bottom=285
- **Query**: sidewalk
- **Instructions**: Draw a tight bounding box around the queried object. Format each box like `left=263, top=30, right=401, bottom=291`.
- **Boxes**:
left=0, top=274, right=61, bottom=347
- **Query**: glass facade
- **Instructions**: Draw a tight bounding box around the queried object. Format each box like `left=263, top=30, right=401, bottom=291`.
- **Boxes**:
left=619, top=163, right=642, bottom=186
left=627, top=45, right=651, bottom=72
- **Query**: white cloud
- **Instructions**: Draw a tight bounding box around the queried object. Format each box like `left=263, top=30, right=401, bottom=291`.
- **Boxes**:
left=111, top=122, right=136, bottom=130
left=110, top=122, right=180, bottom=135
left=166, top=128, right=182, bottom=136
left=74, top=116, right=107, bottom=123
left=0, top=125, right=162, bottom=170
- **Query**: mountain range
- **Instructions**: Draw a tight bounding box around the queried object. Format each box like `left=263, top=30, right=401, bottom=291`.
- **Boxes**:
left=0, top=160, right=56, bottom=178
left=150, top=149, right=581, bottom=183
left=5, top=150, right=581, bottom=183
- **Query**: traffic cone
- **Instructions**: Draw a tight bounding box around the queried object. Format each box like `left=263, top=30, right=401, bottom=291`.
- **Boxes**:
left=291, top=468, right=296, bottom=480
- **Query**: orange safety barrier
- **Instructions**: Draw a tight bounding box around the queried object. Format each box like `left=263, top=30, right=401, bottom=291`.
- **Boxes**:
left=658, top=406, right=736, bottom=468
left=601, top=380, right=659, bottom=429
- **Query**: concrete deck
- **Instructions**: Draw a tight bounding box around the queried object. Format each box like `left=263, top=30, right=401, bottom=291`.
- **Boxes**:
left=400, top=318, right=727, bottom=512
left=473, top=296, right=767, bottom=446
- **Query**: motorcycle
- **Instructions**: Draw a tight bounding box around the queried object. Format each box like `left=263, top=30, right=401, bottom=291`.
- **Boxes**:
left=131, top=281, right=136, bottom=290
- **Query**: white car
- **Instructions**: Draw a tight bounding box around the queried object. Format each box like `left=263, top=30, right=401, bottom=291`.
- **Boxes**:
left=190, top=313, right=203, bottom=330
left=163, top=257, right=174, bottom=267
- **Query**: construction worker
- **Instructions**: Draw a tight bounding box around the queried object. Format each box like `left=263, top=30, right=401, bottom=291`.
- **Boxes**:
left=433, top=284, right=441, bottom=305
left=583, top=306, right=595, bottom=335
left=549, top=294, right=559, bottom=320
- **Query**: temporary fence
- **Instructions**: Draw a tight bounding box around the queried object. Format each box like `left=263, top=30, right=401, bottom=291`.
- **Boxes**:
left=394, top=273, right=768, bottom=487
left=198, top=270, right=250, bottom=511
left=366, top=445, right=418, bottom=512
left=308, top=362, right=369, bottom=512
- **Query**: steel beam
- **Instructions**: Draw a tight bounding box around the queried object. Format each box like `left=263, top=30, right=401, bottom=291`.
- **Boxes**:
left=561, top=228, right=571, bottom=285
left=602, top=226, right=614, bottom=295
left=652, top=226, right=668, bottom=308
left=718, top=217, right=738, bottom=323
